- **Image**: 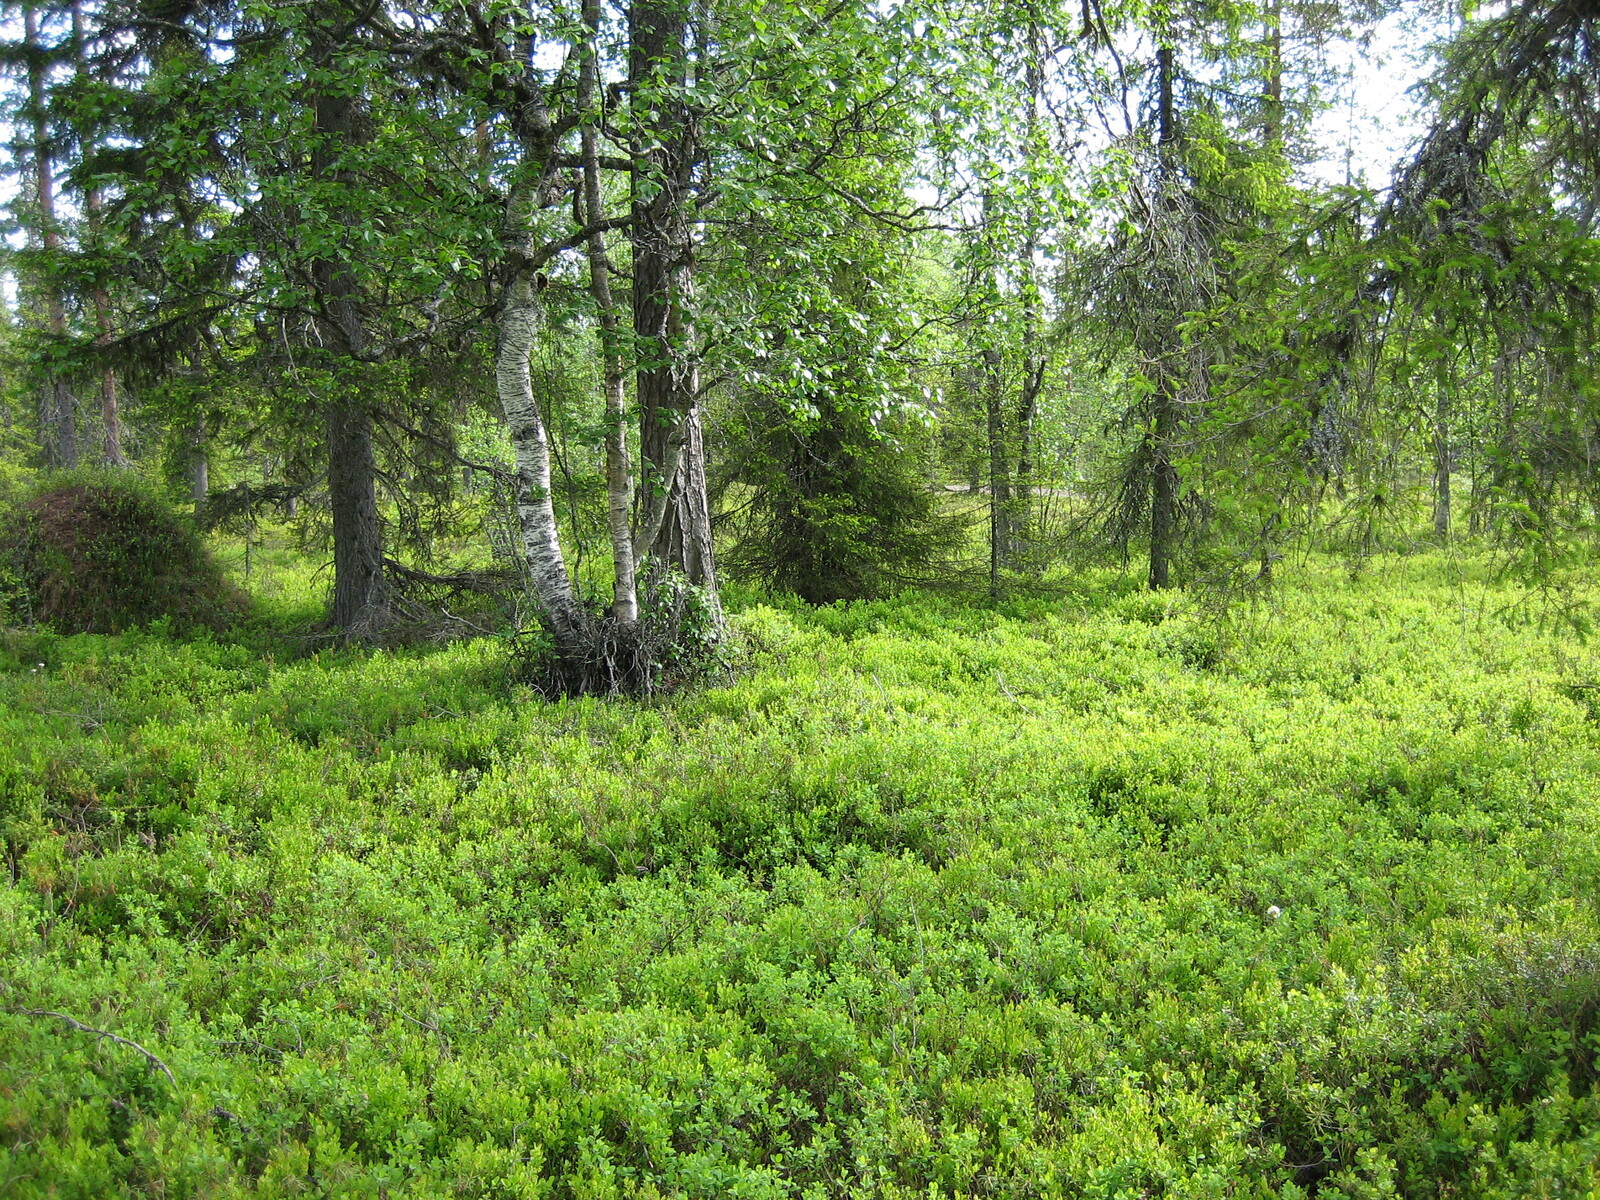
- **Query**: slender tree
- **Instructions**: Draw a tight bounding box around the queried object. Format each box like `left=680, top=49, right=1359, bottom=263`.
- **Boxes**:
left=70, top=0, right=126, bottom=467
left=21, top=5, right=77, bottom=470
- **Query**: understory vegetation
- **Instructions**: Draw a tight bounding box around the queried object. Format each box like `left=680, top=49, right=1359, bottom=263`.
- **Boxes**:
left=4, top=548, right=1599, bottom=1198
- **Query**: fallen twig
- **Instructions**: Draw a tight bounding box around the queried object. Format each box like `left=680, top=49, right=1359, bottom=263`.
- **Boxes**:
left=995, top=671, right=1036, bottom=714
left=39, top=709, right=105, bottom=732
left=18, top=1008, right=176, bottom=1085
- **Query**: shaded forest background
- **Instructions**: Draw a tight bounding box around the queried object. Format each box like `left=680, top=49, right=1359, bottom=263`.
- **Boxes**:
left=1, top=0, right=1598, bottom=670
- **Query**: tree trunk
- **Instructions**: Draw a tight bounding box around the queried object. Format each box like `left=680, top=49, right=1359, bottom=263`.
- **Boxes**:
left=1016, top=230, right=1042, bottom=538
left=190, top=416, right=208, bottom=509
left=1263, top=0, right=1283, bottom=146
left=656, top=405, right=719, bottom=591
left=984, top=345, right=1012, bottom=592
left=629, top=0, right=719, bottom=604
left=324, top=395, right=391, bottom=635
left=496, top=268, right=587, bottom=652
left=1433, top=372, right=1452, bottom=541
left=1148, top=45, right=1180, bottom=591
left=581, top=0, right=638, bottom=624
left=73, top=0, right=126, bottom=467
left=1148, top=387, right=1179, bottom=589
left=1016, top=361, right=1040, bottom=513
left=86, top=193, right=127, bottom=467
left=1470, top=354, right=1499, bottom=536
left=309, top=66, right=391, bottom=638
left=26, top=8, right=77, bottom=471
left=1014, top=29, right=1044, bottom=543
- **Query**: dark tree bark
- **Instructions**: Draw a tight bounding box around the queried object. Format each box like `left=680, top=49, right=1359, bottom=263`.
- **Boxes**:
left=1013, top=30, right=1045, bottom=545
left=323, top=391, right=390, bottom=636
left=72, top=0, right=126, bottom=467
left=1015, top=231, right=1042, bottom=558
left=580, top=0, right=638, bottom=624
left=676, top=406, right=718, bottom=586
left=309, top=48, right=392, bottom=638
left=984, top=344, right=1012, bottom=593
left=1433, top=371, right=1452, bottom=541
left=1148, top=389, right=1180, bottom=589
left=629, top=0, right=718, bottom=606
left=1263, top=0, right=1283, bottom=146
left=86, top=192, right=127, bottom=468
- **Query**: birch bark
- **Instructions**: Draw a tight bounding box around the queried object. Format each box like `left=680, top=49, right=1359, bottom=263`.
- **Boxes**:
left=496, top=252, right=586, bottom=652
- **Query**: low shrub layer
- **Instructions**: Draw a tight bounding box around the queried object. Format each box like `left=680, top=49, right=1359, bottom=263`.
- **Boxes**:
left=1, top=555, right=1598, bottom=1197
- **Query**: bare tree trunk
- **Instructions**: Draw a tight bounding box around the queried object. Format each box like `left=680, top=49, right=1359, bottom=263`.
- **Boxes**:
left=190, top=416, right=208, bottom=509
left=630, top=0, right=718, bottom=604
left=1017, top=359, right=1040, bottom=507
left=658, top=405, right=718, bottom=591
left=1470, top=353, right=1501, bottom=536
left=309, top=68, right=392, bottom=638
left=984, top=344, right=1012, bottom=591
left=86, top=192, right=126, bottom=467
left=324, top=393, right=390, bottom=635
left=977, top=189, right=1014, bottom=588
left=1148, top=387, right=1179, bottom=589
left=1433, top=371, right=1452, bottom=541
left=1263, top=0, right=1283, bottom=146
left=1014, top=27, right=1044, bottom=541
left=1148, top=44, right=1180, bottom=591
left=581, top=0, right=637, bottom=624
left=73, top=0, right=126, bottom=467
left=1016, top=234, right=1041, bottom=539
left=26, top=8, right=77, bottom=470
left=497, top=267, right=586, bottom=652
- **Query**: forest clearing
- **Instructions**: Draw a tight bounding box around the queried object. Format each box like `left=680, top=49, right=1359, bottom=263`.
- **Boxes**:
left=5, top=0, right=1600, bottom=1193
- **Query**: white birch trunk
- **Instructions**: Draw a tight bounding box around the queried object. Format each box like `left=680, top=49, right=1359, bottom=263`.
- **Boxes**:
left=591, top=236, right=638, bottom=624
left=496, top=269, right=586, bottom=648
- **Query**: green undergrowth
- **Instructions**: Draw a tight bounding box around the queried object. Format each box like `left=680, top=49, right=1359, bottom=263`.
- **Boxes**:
left=3, top=555, right=1600, bottom=1197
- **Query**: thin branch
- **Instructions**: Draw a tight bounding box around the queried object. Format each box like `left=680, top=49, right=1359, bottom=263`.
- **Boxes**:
left=514, top=214, right=635, bottom=274
left=19, top=1008, right=176, bottom=1085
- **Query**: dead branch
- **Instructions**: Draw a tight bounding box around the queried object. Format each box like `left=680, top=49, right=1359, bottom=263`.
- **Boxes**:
left=19, top=1008, right=177, bottom=1085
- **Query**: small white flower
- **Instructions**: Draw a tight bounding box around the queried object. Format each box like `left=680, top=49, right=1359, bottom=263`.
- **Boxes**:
left=1266, top=905, right=1282, bottom=921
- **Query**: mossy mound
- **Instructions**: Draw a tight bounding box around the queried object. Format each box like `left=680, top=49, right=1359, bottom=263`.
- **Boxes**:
left=3, top=472, right=244, bottom=634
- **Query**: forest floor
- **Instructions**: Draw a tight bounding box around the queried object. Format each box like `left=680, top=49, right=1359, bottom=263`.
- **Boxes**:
left=3, top=548, right=1600, bottom=1198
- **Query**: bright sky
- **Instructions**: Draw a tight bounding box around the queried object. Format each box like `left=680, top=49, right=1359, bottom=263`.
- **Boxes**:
left=1300, top=6, right=1443, bottom=189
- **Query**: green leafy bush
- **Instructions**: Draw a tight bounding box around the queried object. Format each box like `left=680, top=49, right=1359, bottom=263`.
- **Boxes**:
left=2, top=471, right=244, bottom=634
